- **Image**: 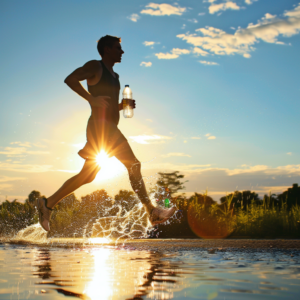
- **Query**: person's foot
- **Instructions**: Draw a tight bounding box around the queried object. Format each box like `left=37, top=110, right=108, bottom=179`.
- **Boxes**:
left=37, top=197, right=52, bottom=232
left=149, top=206, right=177, bottom=226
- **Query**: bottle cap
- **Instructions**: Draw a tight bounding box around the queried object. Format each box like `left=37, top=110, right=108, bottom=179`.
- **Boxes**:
left=125, top=85, right=129, bottom=87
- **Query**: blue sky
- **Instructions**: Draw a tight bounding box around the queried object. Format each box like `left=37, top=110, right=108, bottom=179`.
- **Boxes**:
left=1, top=0, right=300, bottom=202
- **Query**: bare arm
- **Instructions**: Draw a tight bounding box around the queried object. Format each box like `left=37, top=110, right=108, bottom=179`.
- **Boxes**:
left=64, top=61, right=109, bottom=108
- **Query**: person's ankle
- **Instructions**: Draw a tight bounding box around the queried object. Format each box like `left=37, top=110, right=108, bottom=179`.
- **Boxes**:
left=44, top=198, right=54, bottom=211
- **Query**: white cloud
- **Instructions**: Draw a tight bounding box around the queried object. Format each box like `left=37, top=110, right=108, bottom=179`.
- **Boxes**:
left=128, top=13, right=140, bottom=22
left=264, top=13, right=276, bottom=19
left=0, top=146, right=50, bottom=157
left=140, top=61, right=152, bottom=67
left=155, top=48, right=190, bottom=59
left=188, top=18, right=198, bottom=23
left=199, top=60, right=219, bottom=65
left=129, top=134, right=173, bottom=144
left=141, top=3, right=186, bottom=16
left=287, top=152, right=292, bottom=155
left=193, top=47, right=209, bottom=56
left=177, top=4, right=300, bottom=58
left=207, top=135, right=216, bottom=139
left=162, top=152, right=192, bottom=158
left=245, top=0, right=258, bottom=5
left=205, top=133, right=210, bottom=136
left=143, top=41, right=156, bottom=46
left=209, top=1, right=240, bottom=15
left=0, top=162, right=53, bottom=173
left=0, top=176, right=26, bottom=183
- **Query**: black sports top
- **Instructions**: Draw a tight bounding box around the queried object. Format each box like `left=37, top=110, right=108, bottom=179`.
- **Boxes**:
left=88, top=60, right=120, bottom=125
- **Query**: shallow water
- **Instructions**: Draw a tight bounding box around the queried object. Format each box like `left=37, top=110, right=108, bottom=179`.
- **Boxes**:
left=1, top=242, right=300, bottom=300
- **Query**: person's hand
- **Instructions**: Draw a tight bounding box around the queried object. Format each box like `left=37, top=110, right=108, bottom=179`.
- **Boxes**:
left=89, top=96, right=110, bottom=108
left=123, top=99, right=136, bottom=109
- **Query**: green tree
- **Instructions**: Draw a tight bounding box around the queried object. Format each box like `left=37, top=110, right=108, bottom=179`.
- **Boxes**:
left=277, top=183, right=300, bottom=209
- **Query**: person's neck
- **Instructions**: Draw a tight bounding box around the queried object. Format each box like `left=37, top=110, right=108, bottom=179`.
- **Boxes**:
left=102, top=57, right=115, bottom=73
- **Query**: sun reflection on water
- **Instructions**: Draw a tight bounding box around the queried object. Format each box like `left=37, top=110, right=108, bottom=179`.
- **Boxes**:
left=88, top=237, right=111, bottom=244
left=84, top=249, right=112, bottom=300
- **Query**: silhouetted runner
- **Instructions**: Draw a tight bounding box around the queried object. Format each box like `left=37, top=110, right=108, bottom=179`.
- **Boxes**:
left=37, top=35, right=176, bottom=232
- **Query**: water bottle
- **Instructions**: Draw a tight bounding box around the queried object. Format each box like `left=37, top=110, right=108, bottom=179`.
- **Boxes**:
left=122, top=85, right=134, bottom=118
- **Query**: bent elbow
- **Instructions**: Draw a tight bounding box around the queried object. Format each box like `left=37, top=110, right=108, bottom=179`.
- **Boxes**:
left=64, top=76, right=70, bottom=84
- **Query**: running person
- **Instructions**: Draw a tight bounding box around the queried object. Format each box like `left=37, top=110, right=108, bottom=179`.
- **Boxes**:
left=37, top=35, right=176, bottom=231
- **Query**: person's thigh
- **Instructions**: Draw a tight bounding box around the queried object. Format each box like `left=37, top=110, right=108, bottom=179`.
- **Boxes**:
left=114, top=141, right=139, bottom=168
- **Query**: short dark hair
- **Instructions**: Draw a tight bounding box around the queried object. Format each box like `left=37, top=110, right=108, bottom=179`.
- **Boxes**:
left=97, top=35, right=121, bottom=57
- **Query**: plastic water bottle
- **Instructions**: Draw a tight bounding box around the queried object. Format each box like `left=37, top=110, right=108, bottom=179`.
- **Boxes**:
left=122, top=85, right=134, bottom=118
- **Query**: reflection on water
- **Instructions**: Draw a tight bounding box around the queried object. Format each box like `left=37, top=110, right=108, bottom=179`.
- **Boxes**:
left=1, top=242, right=300, bottom=299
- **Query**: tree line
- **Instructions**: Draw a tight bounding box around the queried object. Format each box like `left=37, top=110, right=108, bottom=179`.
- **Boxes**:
left=0, top=171, right=300, bottom=238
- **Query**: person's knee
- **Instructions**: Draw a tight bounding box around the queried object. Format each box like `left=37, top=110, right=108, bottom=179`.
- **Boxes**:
left=127, top=160, right=141, bottom=176
left=78, top=167, right=100, bottom=184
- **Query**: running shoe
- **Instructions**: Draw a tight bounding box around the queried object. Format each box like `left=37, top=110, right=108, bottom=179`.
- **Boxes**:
left=37, top=197, right=52, bottom=232
left=149, top=206, right=176, bottom=226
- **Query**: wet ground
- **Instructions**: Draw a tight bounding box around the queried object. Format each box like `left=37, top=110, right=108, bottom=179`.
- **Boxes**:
left=1, top=238, right=300, bottom=299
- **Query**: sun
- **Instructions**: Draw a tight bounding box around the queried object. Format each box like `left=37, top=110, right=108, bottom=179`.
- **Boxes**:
left=95, top=150, right=126, bottom=181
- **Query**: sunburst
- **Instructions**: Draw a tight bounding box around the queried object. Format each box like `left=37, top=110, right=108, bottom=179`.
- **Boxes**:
left=94, top=150, right=126, bottom=181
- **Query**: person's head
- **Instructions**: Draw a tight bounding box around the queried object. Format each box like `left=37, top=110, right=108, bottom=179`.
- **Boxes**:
left=97, top=35, right=124, bottom=62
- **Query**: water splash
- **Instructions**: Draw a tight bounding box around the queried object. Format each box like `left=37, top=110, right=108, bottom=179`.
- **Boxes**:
left=92, top=202, right=151, bottom=241
left=11, top=223, right=48, bottom=244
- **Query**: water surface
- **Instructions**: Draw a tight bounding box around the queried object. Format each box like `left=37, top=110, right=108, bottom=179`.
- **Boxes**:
left=1, top=241, right=300, bottom=299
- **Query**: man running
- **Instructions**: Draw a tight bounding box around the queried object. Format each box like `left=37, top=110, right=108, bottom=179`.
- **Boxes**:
left=37, top=35, right=176, bottom=232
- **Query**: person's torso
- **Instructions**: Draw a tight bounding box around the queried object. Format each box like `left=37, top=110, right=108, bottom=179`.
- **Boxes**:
left=88, top=60, right=120, bottom=125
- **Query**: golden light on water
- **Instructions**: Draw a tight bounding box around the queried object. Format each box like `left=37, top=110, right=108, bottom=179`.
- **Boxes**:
left=95, top=150, right=126, bottom=181
left=84, top=249, right=113, bottom=300
left=88, top=237, right=110, bottom=244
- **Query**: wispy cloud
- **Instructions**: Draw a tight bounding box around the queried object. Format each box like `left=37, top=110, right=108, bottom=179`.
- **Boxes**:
left=287, top=152, right=292, bottom=155
left=143, top=41, right=156, bottom=46
left=141, top=3, right=186, bottom=16
left=245, top=0, right=258, bottom=5
left=208, top=1, right=240, bottom=15
left=193, top=47, right=209, bottom=56
left=191, top=137, right=201, bottom=139
left=205, top=133, right=217, bottom=139
left=0, top=176, right=26, bottom=192
left=177, top=4, right=300, bottom=59
left=0, top=176, right=26, bottom=183
left=155, top=48, right=190, bottom=59
left=128, top=13, right=140, bottom=22
left=129, top=134, right=173, bottom=144
left=162, top=152, right=191, bottom=158
left=140, top=61, right=152, bottom=67
left=199, top=60, right=219, bottom=65
left=0, top=162, right=53, bottom=173
left=0, top=146, right=49, bottom=157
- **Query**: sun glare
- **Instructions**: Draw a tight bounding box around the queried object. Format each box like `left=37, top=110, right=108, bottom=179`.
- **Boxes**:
left=95, top=150, right=126, bottom=181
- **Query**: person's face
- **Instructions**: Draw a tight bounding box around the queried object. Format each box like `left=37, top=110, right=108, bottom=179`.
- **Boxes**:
left=105, top=41, right=124, bottom=63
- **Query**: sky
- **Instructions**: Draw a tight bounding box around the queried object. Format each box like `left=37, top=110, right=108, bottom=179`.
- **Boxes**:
left=1, top=0, right=300, bottom=203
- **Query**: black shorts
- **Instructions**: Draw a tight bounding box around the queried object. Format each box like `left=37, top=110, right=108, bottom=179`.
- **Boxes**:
left=78, top=119, right=127, bottom=160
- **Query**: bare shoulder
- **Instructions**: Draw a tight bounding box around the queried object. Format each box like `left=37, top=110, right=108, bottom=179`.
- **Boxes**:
left=82, top=60, right=102, bottom=72
left=83, top=60, right=103, bottom=86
